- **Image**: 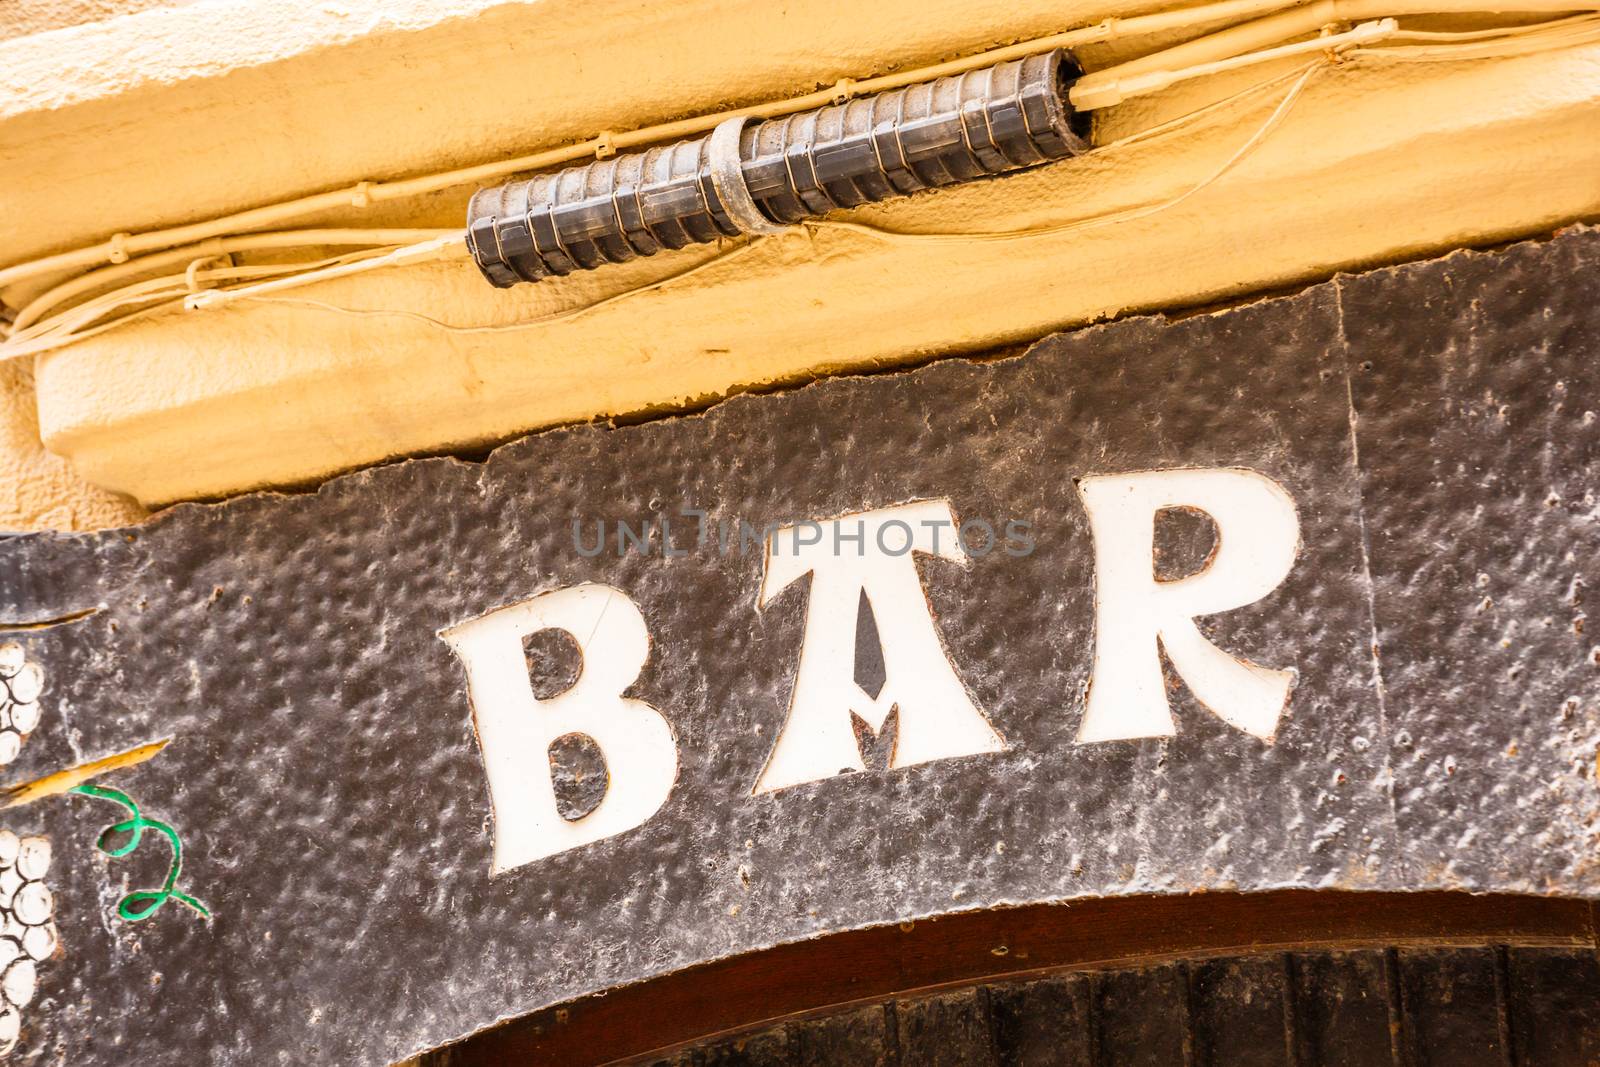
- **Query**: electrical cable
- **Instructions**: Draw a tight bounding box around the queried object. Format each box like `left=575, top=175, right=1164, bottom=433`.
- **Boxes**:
left=7, top=0, right=1592, bottom=298
left=52, top=58, right=1326, bottom=346
left=2, top=5, right=1594, bottom=360
left=10, top=229, right=456, bottom=332
left=168, top=11, right=1598, bottom=337
left=0, top=0, right=1319, bottom=297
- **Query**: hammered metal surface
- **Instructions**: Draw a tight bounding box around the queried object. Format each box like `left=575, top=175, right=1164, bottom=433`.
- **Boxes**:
left=1341, top=235, right=1600, bottom=892
left=0, top=229, right=1595, bottom=1064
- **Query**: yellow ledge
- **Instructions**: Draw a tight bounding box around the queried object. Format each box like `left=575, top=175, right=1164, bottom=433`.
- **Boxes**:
left=7, top=0, right=1600, bottom=511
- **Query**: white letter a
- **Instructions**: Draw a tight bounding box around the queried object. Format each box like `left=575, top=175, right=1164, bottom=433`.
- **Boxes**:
left=755, top=500, right=1004, bottom=794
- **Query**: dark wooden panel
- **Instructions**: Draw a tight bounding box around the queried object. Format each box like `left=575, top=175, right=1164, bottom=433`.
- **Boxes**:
left=1093, top=963, right=1189, bottom=1067
left=1395, top=947, right=1507, bottom=1066
left=697, top=1025, right=792, bottom=1066
left=1188, top=954, right=1293, bottom=1067
left=1287, top=950, right=1394, bottom=1067
left=791, top=1003, right=892, bottom=1067
left=894, top=988, right=997, bottom=1067
left=1506, top=946, right=1600, bottom=1066
left=988, top=972, right=1093, bottom=1067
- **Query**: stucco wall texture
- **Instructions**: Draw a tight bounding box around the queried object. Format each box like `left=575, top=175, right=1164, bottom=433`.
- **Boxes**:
left=0, top=364, right=144, bottom=531
left=2, top=0, right=1598, bottom=527
left=0, top=0, right=200, bottom=40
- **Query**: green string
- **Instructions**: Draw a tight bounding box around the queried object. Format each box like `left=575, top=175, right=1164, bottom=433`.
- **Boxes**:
left=70, top=783, right=210, bottom=922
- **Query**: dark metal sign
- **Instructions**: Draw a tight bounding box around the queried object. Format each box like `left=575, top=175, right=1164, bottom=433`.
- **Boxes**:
left=0, top=229, right=1596, bottom=1064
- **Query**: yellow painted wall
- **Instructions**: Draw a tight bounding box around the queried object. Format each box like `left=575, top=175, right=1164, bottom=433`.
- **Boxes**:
left=3, top=0, right=1598, bottom=525
left=0, top=364, right=143, bottom=530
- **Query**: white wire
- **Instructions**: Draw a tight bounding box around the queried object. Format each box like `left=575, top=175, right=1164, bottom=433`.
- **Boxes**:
left=0, top=252, right=391, bottom=361
left=3, top=11, right=1594, bottom=360
left=62, top=64, right=1325, bottom=343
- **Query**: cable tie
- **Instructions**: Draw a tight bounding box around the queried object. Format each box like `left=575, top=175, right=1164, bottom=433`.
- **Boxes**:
left=350, top=181, right=373, bottom=207
left=832, top=78, right=858, bottom=105
left=107, top=234, right=131, bottom=265
left=1321, top=21, right=1347, bottom=61
left=707, top=117, right=790, bottom=236
left=594, top=132, right=618, bottom=160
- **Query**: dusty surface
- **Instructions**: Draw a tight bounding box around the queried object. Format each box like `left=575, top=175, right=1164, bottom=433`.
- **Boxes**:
left=0, top=229, right=1595, bottom=1065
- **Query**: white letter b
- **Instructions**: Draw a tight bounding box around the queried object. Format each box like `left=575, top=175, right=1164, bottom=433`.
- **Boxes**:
left=440, top=583, right=677, bottom=874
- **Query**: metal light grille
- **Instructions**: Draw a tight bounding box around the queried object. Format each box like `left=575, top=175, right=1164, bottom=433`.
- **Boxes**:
left=466, top=50, right=1089, bottom=287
